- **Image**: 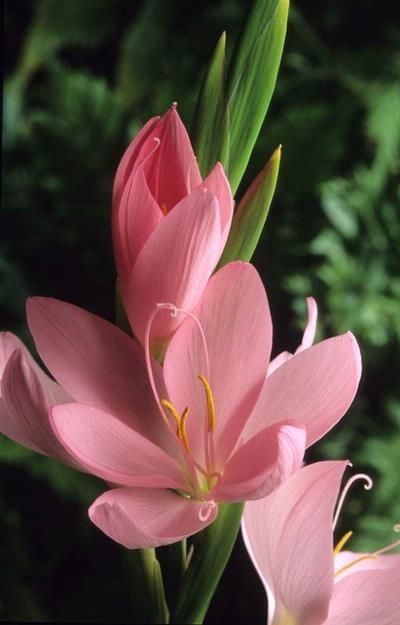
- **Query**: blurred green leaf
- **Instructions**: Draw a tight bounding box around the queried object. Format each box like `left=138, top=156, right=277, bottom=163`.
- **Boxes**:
left=17, top=0, right=115, bottom=81
left=116, top=0, right=173, bottom=110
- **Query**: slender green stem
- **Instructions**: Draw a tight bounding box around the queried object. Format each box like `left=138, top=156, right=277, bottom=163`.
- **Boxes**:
left=171, top=503, right=244, bottom=624
left=123, top=548, right=169, bottom=624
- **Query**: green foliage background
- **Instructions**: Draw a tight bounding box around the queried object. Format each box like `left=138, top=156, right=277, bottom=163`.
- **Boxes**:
left=2, top=0, right=400, bottom=621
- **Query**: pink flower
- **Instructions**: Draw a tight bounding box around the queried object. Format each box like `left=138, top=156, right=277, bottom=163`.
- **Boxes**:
left=242, top=461, right=400, bottom=625
left=112, top=105, right=233, bottom=350
left=16, top=261, right=361, bottom=548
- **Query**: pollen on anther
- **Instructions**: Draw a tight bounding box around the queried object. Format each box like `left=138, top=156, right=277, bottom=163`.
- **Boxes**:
left=198, top=375, right=217, bottom=432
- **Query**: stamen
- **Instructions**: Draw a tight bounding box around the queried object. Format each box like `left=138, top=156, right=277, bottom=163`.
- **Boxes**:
left=333, top=472, right=373, bottom=530
left=198, top=375, right=217, bottom=432
left=179, top=407, right=190, bottom=454
left=161, top=203, right=168, bottom=216
left=144, top=306, right=178, bottom=441
left=335, top=554, right=377, bottom=578
left=333, top=530, right=353, bottom=555
left=335, top=524, right=400, bottom=578
left=161, top=399, right=182, bottom=429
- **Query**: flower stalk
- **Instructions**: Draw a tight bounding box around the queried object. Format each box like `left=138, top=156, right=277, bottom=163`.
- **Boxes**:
left=171, top=502, right=243, bottom=624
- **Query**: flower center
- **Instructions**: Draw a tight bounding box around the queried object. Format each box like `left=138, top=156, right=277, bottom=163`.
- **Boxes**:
left=144, top=302, right=221, bottom=501
left=160, top=373, right=220, bottom=498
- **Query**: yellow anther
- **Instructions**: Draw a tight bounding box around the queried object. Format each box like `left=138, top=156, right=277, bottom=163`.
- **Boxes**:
left=161, top=203, right=168, bottom=215
left=179, top=407, right=190, bottom=453
left=198, top=375, right=216, bottom=433
left=161, top=399, right=181, bottom=429
left=333, top=530, right=353, bottom=556
left=161, top=399, right=191, bottom=453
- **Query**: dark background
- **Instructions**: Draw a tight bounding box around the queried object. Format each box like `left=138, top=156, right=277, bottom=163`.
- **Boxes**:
left=2, top=0, right=400, bottom=622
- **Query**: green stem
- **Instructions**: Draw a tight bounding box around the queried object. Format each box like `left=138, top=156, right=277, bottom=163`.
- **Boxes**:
left=123, top=548, right=169, bottom=624
left=164, top=540, right=187, bottom=613
left=171, top=502, right=244, bottom=624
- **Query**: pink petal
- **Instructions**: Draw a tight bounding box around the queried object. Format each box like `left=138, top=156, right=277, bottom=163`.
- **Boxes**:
left=1, top=350, right=77, bottom=465
left=212, top=421, right=305, bottom=502
left=267, top=298, right=318, bottom=376
left=1, top=332, right=70, bottom=405
left=163, top=262, right=272, bottom=466
left=89, top=486, right=218, bottom=548
left=113, top=163, right=162, bottom=295
left=127, top=187, right=222, bottom=347
left=327, top=568, right=400, bottom=625
left=244, top=333, right=361, bottom=447
left=267, top=350, right=292, bottom=376
left=51, top=403, right=184, bottom=489
left=26, top=298, right=163, bottom=443
left=141, top=106, right=202, bottom=212
left=242, top=461, right=348, bottom=625
left=1, top=331, right=26, bottom=372
left=296, top=297, right=318, bottom=353
left=201, top=162, right=233, bottom=245
left=112, top=116, right=160, bottom=210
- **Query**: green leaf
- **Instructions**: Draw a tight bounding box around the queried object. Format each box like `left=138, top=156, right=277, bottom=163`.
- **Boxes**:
left=192, top=32, right=230, bottom=177
left=171, top=502, right=243, bottom=624
left=227, top=0, right=289, bottom=193
left=219, top=146, right=281, bottom=265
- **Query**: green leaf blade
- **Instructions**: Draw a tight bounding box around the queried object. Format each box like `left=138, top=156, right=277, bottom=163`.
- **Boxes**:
left=219, top=145, right=281, bottom=265
left=227, top=0, right=289, bottom=194
left=192, top=32, right=230, bottom=177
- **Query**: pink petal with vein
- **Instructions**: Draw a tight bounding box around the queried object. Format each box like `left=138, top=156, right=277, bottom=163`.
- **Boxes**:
left=244, top=333, right=361, bottom=447
left=1, top=349, right=76, bottom=465
left=113, top=163, right=162, bottom=293
left=141, top=107, right=202, bottom=211
left=112, top=116, right=160, bottom=210
left=51, top=403, right=184, bottom=489
left=326, top=567, right=400, bottom=625
left=127, top=187, right=222, bottom=346
left=213, top=421, right=305, bottom=502
left=243, top=461, right=347, bottom=625
left=163, top=262, right=272, bottom=464
left=89, top=486, right=218, bottom=548
left=200, top=162, right=233, bottom=245
left=27, top=298, right=162, bottom=443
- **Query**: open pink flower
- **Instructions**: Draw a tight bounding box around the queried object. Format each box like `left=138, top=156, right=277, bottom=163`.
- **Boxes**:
left=20, top=261, right=361, bottom=548
left=242, top=461, right=400, bottom=625
left=112, top=105, right=233, bottom=350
